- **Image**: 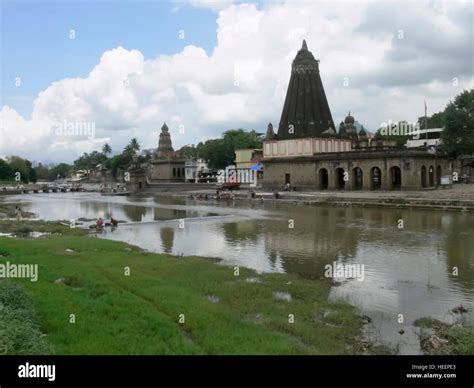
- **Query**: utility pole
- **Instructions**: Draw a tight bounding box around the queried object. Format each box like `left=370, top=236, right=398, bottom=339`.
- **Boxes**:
left=424, top=99, right=428, bottom=131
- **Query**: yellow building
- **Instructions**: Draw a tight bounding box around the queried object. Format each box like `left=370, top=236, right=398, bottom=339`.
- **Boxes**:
left=234, top=148, right=263, bottom=169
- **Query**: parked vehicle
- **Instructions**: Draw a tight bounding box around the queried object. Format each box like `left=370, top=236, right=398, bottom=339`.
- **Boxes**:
left=217, top=181, right=240, bottom=190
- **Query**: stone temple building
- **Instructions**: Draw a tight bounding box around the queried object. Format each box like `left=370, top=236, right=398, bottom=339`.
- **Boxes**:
left=149, top=123, right=185, bottom=183
left=263, top=40, right=451, bottom=191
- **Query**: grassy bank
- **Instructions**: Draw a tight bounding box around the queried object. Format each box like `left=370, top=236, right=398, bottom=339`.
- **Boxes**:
left=0, top=280, right=54, bottom=355
left=0, top=220, right=86, bottom=236
left=0, top=203, right=37, bottom=220
left=0, top=230, right=365, bottom=355
left=415, top=317, right=474, bottom=355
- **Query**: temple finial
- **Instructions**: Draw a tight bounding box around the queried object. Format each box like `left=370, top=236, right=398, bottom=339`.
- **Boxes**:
left=302, top=39, right=308, bottom=50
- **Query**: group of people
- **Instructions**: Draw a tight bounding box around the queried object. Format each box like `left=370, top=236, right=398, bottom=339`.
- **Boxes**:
left=96, top=217, right=119, bottom=228
left=215, top=189, right=235, bottom=201
left=188, top=190, right=236, bottom=201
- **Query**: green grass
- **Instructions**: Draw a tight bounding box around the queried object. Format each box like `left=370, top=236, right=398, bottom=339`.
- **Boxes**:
left=0, top=204, right=37, bottom=219
left=0, top=233, right=364, bottom=355
left=415, top=317, right=474, bottom=355
left=0, top=280, right=54, bottom=355
left=0, top=220, right=87, bottom=236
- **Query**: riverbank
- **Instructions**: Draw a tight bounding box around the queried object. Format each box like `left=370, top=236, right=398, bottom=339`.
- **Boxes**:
left=147, top=183, right=474, bottom=212
left=0, top=223, right=370, bottom=355
left=414, top=318, right=474, bottom=355
left=3, top=182, right=474, bottom=211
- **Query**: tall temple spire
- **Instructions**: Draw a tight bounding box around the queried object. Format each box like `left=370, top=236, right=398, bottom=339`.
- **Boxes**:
left=277, top=40, right=335, bottom=139
left=302, top=39, right=308, bottom=51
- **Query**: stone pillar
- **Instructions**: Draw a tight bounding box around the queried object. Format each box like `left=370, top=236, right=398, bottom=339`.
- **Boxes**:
left=382, top=165, right=390, bottom=190
left=328, top=169, right=336, bottom=190
left=363, top=168, right=371, bottom=191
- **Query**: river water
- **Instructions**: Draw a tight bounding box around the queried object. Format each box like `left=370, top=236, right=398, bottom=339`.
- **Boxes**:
left=1, top=192, right=473, bottom=354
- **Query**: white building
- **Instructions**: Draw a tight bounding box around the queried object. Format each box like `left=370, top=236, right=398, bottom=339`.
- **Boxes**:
left=185, top=158, right=209, bottom=182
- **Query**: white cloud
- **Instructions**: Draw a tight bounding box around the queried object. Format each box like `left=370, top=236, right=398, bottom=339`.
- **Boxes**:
left=1, top=0, right=472, bottom=163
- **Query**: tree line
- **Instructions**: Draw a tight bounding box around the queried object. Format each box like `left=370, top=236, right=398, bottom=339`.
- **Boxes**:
left=419, top=89, right=473, bottom=157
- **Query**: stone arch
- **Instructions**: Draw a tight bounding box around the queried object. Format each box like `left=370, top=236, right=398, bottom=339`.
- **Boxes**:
left=335, top=168, right=346, bottom=190
left=370, top=167, right=382, bottom=190
left=429, top=165, right=435, bottom=187
left=352, top=167, right=363, bottom=190
left=389, top=166, right=402, bottom=190
left=421, top=165, right=427, bottom=188
left=318, top=168, right=328, bottom=190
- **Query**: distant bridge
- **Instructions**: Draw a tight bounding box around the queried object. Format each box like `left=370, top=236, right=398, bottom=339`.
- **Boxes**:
left=0, top=183, right=83, bottom=195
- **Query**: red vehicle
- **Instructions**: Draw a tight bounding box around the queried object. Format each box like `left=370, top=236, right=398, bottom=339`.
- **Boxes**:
left=218, top=181, right=240, bottom=190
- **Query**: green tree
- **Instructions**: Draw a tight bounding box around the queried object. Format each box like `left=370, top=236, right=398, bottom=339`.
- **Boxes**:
left=108, top=153, right=132, bottom=178
left=129, top=138, right=140, bottom=152
left=197, top=138, right=230, bottom=169
left=6, top=156, right=31, bottom=183
left=176, top=144, right=198, bottom=158
left=222, top=129, right=262, bottom=150
left=73, top=151, right=107, bottom=170
left=102, top=143, right=112, bottom=155
left=35, top=162, right=50, bottom=180
left=417, top=111, right=446, bottom=130
left=49, top=163, right=72, bottom=180
left=0, top=158, right=14, bottom=181
left=194, top=129, right=263, bottom=169
left=441, top=89, right=474, bottom=157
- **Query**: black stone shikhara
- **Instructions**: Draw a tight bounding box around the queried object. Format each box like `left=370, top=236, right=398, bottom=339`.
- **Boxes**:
left=277, top=40, right=336, bottom=140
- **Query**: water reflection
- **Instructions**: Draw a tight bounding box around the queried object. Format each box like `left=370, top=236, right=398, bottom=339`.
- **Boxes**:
left=160, top=227, right=175, bottom=253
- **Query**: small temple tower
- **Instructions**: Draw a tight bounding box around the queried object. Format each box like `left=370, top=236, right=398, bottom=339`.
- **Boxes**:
left=277, top=40, right=335, bottom=139
left=265, top=122, right=276, bottom=139
left=155, top=122, right=174, bottom=159
left=149, top=122, right=185, bottom=183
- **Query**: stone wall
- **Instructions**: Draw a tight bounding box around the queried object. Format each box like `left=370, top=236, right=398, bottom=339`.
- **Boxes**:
left=149, top=160, right=185, bottom=182
left=263, top=151, right=452, bottom=191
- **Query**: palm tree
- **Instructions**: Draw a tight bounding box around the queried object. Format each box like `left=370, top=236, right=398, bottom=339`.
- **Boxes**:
left=129, top=138, right=140, bottom=152
left=102, top=143, right=112, bottom=155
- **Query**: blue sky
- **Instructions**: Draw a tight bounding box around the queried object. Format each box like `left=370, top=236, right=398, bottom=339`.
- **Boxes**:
left=1, top=0, right=218, bottom=117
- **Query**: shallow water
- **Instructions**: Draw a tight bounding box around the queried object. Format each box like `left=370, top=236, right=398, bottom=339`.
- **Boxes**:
left=2, top=192, right=473, bottom=354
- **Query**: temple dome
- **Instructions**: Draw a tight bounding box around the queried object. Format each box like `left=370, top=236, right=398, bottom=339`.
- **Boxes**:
left=344, top=112, right=355, bottom=125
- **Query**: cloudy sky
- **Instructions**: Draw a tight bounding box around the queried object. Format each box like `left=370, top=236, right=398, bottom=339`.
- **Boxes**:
left=1, top=0, right=473, bottom=164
